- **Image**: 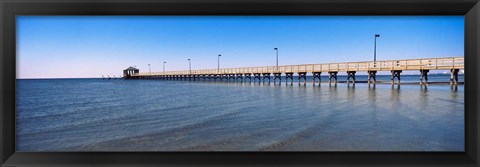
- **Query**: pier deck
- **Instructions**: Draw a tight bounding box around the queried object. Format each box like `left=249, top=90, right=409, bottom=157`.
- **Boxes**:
left=124, top=57, right=464, bottom=85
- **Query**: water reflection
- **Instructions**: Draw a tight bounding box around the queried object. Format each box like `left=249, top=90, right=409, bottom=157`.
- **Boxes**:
left=390, top=85, right=401, bottom=111
left=419, top=84, right=429, bottom=112
left=367, top=83, right=378, bottom=128
left=347, top=85, right=356, bottom=105
left=450, top=85, right=458, bottom=92
left=368, top=83, right=376, bottom=90
left=16, top=79, right=465, bottom=151
left=328, top=85, right=338, bottom=103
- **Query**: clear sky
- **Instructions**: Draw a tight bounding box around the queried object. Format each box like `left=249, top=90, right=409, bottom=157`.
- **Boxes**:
left=17, top=16, right=464, bottom=78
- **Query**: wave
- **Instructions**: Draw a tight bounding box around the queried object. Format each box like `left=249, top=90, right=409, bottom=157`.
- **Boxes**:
left=257, top=125, right=319, bottom=151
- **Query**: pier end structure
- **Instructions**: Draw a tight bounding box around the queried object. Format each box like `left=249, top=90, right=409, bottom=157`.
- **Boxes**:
left=123, top=66, right=139, bottom=79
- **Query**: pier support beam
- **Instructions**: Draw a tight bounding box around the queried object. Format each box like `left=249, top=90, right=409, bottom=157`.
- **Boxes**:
left=222, top=74, right=228, bottom=82
left=347, top=71, right=356, bottom=85
left=298, top=72, right=307, bottom=86
left=420, top=70, right=429, bottom=85
left=273, top=73, right=282, bottom=84
left=229, top=74, right=236, bottom=82
left=253, top=73, right=261, bottom=83
left=450, top=69, right=459, bottom=85
left=312, top=72, right=321, bottom=86
left=285, top=72, right=294, bottom=85
left=368, top=71, right=377, bottom=84
left=236, top=74, right=243, bottom=82
left=391, top=70, right=402, bottom=85
left=244, top=73, right=252, bottom=83
left=328, top=72, right=338, bottom=86
left=262, top=73, right=271, bottom=84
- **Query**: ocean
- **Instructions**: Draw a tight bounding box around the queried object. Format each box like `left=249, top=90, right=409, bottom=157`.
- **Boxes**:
left=16, top=74, right=464, bottom=151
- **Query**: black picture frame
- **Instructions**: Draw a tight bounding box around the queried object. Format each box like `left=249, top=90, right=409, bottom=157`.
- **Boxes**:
left=1, top=0, right=479, bottom=166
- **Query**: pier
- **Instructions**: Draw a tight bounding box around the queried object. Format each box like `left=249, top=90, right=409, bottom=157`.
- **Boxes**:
left=123, top=57, right=464, bottom=85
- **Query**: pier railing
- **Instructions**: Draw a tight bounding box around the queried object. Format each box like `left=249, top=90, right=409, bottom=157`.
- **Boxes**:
left=135, top=57, right=464, bottom=76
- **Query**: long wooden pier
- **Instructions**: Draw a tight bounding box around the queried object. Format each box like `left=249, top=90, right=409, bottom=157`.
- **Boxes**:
left=123, top=57, right=464, bottom=85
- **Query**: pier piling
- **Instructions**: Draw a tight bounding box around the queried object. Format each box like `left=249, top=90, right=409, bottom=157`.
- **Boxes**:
left=244, top=73, right=252, bottom=83
left=347, top=71, right=356, bottom=85
left=312, top=72, right=321, bottom=86
left=262, top=73, right=271, bottom=84
left=254, top=73, right=261, bottom=83
left=391, top=70, right=402, bottom=85
left=236, top=74, right=243, bottom=82
left=420, top=70, right=429, bottom=85
left=273, top=73, right=282, bottom=84
left=285, top=73, right=294, bottom=85
left=368, top=71, right=377, bottom=84
left=298, top=72, right=307, bottom=86
left=450, top=69, right=459, bottom=85
left=328, top=72, right=338, bottom=86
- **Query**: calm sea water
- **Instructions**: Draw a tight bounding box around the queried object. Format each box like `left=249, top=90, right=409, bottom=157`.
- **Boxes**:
left=16, top=75, right=464, bottom=151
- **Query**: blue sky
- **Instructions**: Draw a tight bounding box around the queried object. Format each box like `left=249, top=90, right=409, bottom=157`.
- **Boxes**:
left=17, top=16, right=464, bottom=78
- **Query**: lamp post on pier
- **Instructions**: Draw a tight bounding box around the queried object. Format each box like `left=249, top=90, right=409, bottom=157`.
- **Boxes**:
left=274, top=48, right=278, bottom=70
left=218, top=54, right=221, bottom=73
left=163, top=61, right=166, bottom=74
left=374, top=34, right=380, bottom=66
left=188, top=59, right=191, bottom=74
left=148, top=64, right=151, bottom=75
